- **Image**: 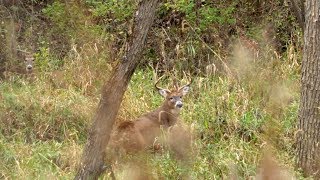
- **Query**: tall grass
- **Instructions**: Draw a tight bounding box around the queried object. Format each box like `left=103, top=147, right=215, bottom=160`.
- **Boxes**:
left=0, top=6, right=309, bottom=177
left=0, top=39, right=306, bottom=179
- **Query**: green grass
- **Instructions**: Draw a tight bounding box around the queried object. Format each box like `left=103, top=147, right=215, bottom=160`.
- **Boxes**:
left=0, top=43, right=308, bottom=179
left=0, top=0, right=309, bottom=178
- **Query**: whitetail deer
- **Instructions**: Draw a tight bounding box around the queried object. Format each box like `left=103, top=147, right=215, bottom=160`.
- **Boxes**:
left=110, top=77, right=191, bottom=154
left=16, top=49, right=35, bottom=73
left=255, top=152, right=295, bottom=180
left=24, top=53, right=35, bottom=73
left=3, top=52, right=35, bottom=79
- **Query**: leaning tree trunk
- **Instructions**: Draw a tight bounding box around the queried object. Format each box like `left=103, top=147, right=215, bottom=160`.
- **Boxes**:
left=296, top=0, right=320, bottom=177
left=74, top=0, right=159, bottom=179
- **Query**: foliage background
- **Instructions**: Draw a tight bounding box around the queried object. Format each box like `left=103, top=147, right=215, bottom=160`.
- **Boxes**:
left=0, top=0, right=307, bottom=179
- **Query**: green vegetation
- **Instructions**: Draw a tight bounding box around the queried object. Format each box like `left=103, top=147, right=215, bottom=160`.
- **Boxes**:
left=0, top=60, right=303, bottom=178
left=0, top=0, right=309, bottom=179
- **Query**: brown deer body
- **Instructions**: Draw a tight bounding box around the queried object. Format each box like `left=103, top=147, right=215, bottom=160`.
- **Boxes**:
left=111, top=80, right=191, bottom=153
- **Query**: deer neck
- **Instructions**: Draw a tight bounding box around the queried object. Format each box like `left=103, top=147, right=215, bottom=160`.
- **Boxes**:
left=154, top=104, right=180, bottom=127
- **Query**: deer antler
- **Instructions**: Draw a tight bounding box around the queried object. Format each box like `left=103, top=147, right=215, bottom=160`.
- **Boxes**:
left=168, top=72, right=179, bottom=90
left=182, top=71, right=192, bottom=87
left=150, top=62, right=168, bottom=91
left=16, top=48, right=30, bottom=54
left=149, top=62, right=157, bottom=81
left=154, top=76, right=166, bottom=90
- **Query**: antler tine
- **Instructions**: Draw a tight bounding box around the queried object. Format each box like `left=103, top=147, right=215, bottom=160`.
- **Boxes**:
left=168, top=71, right=179, bottom=90
left=155, top=75, right=166, bottom=90
left=16, top=48, right=30, bottom=54
left=183, top=71, right=193, bottom=86
left=149, top=62, right=158, bottom=83
left=174, top=79, right=178, bottom=90
left=150, top=63, right=166, bottom=90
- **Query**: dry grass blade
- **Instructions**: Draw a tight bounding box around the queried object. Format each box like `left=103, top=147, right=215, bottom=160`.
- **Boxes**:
left=183, top=20, right=235, bottom=79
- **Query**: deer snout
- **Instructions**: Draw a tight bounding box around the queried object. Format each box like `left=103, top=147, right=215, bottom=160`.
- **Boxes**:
left=26, top=65, right=33, bottom=71
left=176, top=101, right=183, bottom=108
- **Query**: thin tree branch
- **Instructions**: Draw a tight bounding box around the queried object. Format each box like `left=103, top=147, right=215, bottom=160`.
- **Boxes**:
left=289, top=0, right=305, bottom=31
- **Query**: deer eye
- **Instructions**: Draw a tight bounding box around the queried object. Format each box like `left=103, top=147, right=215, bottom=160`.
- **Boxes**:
left=169, top=97, right=174, bottom=100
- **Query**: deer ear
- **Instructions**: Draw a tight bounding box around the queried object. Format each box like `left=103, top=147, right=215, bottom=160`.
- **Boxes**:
left=158, top=89, right=170, bottom=98
left=180, top=85, right=190, bottom=96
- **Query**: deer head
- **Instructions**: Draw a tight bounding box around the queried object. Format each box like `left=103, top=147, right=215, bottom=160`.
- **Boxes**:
left=24, top=54, right=34, bottom=72
left=155, top=77, right=191, bottom=110
left=17, top=49, right=35, bottom=73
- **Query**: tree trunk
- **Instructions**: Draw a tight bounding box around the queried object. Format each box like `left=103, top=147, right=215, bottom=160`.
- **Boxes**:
left=296, top=0, right=320, bottom=177
left=74, top=0, right=159, bottom=179
left=0, top=7, right=18, bottom=78
left=0, top=21, right=6, bottom=78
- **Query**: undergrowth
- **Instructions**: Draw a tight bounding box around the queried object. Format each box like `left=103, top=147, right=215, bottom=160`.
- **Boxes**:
left=0, top=0, right=308, bottom=179
left=0, top=43, right=306, bottom=178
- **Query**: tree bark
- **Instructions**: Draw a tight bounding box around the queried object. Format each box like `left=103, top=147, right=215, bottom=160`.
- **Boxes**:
left=0, top=20, right=6, bottom=78
left=74, top=0, right=160, bottom=179
left=296, top=0, right=320, bottom=177
left=0, top=6, right=18, bottom=78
